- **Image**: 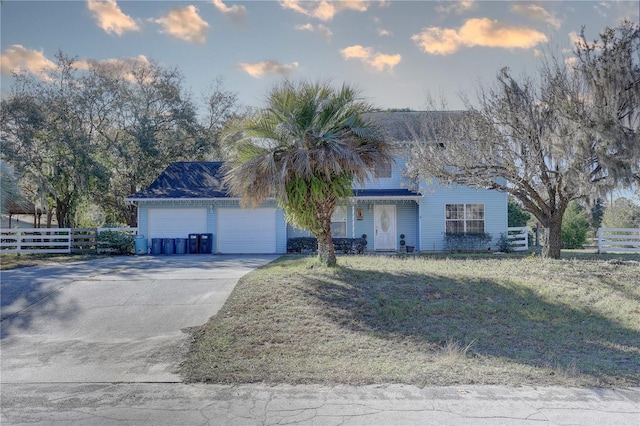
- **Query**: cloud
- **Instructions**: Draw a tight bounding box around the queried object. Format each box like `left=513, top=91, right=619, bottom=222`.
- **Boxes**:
left=435, top=0, right=476, bottom=14
left=412, top=18, right=548, bottom=55
left=279, top=0, right=371, bottom=21
left=237, top=60, right=300, bottom=78
left=211, top=0, right=247, bottom=23
left=80, top=55, right=152, bottom=83
left=378, top=28, right=392, bottom=37
left=340, top=45, right=401, bottom=72
left=294, top=23, right=333, bottom=40
left=155, top=5, right=208, bottom=43
left=511, top=4, right=561, bottom=29
left=0, top=45, right=56, bottom=79
left=87, top=0, right=140, bottom=36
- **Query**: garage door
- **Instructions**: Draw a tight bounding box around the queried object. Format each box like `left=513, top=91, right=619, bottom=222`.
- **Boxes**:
left=217, top=208, right=276, bottom=254
left=148, top=208, right=207, bottom=240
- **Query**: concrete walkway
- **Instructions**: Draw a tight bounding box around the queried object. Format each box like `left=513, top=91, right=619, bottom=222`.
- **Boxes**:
left=1, top=255, right=639, bottom=425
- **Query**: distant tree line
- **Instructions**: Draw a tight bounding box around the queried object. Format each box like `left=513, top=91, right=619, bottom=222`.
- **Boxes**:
left=1, top=52, right=242, bottom=227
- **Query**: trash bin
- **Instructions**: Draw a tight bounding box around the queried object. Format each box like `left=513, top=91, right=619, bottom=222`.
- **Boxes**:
left=188, top=233, right=200, bottom=254
left=134, top=235, right=148, bottom=255
left=151, top=238, right=163, bottom=255
left=175, top=238, right=187, bottom=255
left=163, top=238, right=175, bottom=255
left=200, top=233, right=213, bottom=254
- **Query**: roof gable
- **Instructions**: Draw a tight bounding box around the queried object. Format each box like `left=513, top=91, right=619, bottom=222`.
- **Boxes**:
left=126, top=162, right=228, bottom=200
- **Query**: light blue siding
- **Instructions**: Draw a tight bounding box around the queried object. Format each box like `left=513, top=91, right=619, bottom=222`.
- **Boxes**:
left=285, top=201, right=418, bottom=252
left=356, top=157, right=417, bottom=191
left=418, top=182, right=508, bottom=251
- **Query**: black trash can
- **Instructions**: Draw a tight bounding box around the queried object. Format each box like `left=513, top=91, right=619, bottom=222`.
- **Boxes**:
left=175, top=238, right=187, bottom=255
left=151, top=238, right=163, bottom=255
left=163, top=238, right=175, bottom=255
left=200, top=233, right=213, bottom=254
left=188, top=233, right=200, bottom=254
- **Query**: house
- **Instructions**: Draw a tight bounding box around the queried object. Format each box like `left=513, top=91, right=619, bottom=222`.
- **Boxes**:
left=125, top=112, right=508, bottom=254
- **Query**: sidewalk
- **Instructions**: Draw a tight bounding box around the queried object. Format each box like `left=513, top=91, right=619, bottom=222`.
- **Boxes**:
left=2, top=383, right=639, bottom=425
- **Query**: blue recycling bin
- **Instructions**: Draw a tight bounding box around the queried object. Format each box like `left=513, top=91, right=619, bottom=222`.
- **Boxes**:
left=151, top=238, right=163, bottom=255
left=134, top=235, right=148, bottom=255
left=163, top=238, right=175, bottom=255
left=200, top=233, right=213, bottom=254
left=175, top=238, right=187, bottom=255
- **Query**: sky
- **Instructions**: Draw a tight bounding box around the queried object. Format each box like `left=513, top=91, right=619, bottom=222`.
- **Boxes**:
left=1, top=0, right=638, bottom=112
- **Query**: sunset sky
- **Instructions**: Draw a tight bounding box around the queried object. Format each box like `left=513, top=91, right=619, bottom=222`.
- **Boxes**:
left=1, top=1, right=638, bottom=110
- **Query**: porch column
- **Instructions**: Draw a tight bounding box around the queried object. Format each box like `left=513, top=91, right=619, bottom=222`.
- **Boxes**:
left=351, top=205, right=355, bottom=238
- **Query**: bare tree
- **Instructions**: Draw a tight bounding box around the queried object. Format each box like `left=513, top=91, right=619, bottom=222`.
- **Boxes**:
left=407, top=22, right=639, bottom=259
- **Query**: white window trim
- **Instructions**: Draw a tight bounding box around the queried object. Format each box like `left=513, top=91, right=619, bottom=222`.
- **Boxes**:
left=331, top=206, right=348, bottom=238
left=445, top=203, right=485, bottom=234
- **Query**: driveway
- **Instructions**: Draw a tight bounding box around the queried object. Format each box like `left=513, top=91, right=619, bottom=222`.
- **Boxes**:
left=0, top=254, right=277, bottom=383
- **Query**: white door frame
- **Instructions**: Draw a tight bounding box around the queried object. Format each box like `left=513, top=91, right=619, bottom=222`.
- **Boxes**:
left=374, top=204, right=396, bottom=251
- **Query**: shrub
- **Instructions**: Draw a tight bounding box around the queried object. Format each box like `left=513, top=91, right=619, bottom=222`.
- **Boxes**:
left=443, top=232, right=492, bottom=252
left=508, top=197, right=531, bottom=227
left=561, top=203, right=590, bottom=249
left=97, top=230, right=134, bottom=254
left=497, top=233, right=513, bottom=252
left=287, top=237, right=367, bottom=254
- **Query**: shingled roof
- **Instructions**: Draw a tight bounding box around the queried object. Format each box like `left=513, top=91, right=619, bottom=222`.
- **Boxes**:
left=126, top=112, right=455, bottom=201
left=363, top=110, right=461, bottom=142
left=125, top=162, right=228, bottom=200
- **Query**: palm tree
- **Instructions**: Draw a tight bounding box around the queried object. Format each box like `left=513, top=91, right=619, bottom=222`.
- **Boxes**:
left=224, top=80, right=392, bottom=266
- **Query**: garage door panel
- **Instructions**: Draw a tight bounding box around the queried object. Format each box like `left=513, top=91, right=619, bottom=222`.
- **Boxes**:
left=148, top=208, right=207, bottom=240
left=217, top=208, right=276, bottom=254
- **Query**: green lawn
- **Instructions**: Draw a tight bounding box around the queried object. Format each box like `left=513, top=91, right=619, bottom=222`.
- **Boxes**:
left=0, top=253, right=109, bottom=270
left=182, top=252, right=640, bottom=387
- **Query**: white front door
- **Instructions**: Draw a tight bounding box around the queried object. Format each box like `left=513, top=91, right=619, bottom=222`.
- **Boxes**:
left=374, top=205, right=396, bottom=251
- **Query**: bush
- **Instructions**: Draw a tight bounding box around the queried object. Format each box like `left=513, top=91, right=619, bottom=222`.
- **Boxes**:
left=97, top=230, right=134, bottom=254
left=508, top=197, right=531, bottom=227
left=444, top=232, right=492, bottom=252
left=287, top=237, right=367, bottom=254
left=561, top=203, right=590, bottom=249
left=497, top=233, right=513, bottom=252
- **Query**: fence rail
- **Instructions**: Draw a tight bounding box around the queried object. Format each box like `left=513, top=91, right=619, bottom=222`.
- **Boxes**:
left=1, top=227, right=138, bottom=255
left=598, top=228, right=640, bottom=254
left=507, top=227, right=529, bottom=252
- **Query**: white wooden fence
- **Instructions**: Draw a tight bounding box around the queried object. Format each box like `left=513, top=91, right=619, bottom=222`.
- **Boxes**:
left=598, top=228, right=640, bottom=254
left=507, top=227, right=529, bottom=252
left=1, top=227, right=138, bottom=255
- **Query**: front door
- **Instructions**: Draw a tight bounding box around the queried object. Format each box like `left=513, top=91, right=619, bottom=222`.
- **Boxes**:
left=374, top=205, right=396, bottom=251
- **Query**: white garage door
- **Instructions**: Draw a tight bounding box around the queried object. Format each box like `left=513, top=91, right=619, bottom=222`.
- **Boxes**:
left=217, top=208, right=276, bottom=254
left=148, top=208, right=207, bottom=240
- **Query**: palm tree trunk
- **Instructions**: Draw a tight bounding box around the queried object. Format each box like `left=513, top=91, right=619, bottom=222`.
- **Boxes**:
left=317, top=231, right=337, bottom=267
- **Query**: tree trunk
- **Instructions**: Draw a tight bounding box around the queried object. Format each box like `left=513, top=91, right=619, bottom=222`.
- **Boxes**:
left=542, top=214, right=563, bottom=259
left=125, top=204, right=137, bottom=227
left=317, top=231, right=337, bottom=267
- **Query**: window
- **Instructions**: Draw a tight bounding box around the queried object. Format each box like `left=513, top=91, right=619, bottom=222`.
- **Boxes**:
left=331, top=206, right=347, bottom=237
left=446, top=204, right=484, bottom=233
left=374, top=161, right=392, bottom=178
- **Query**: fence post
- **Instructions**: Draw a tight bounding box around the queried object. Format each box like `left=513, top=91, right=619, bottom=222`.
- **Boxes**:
left=17, top=229, right=23, bottom=254
left=597, top=228, right=602, bottom=254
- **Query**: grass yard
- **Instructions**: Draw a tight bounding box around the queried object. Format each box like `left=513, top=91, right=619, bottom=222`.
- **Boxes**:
left=182, top=253, right=640, bottom=387
left=0, top=253, right=109, bottom=270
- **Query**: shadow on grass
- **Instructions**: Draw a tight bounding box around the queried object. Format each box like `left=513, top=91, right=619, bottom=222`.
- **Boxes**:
left=300, top=260, right=640, bottom=386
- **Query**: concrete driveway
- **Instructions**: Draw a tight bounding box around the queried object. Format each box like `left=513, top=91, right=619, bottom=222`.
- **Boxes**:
left=1, top=254, right=277, bottom=383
